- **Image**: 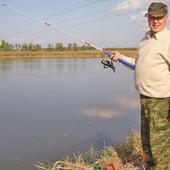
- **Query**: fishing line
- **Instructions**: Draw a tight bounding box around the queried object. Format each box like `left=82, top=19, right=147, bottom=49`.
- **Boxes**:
left=63, top=8, right=145, bottom=28
left=0, top=0, right=131, bottom=39
left=1, top=3, right=143, bottom=40
left=0, top=0, right=107, bottom=34
left=1, top=3, right=135, bottom=70
left=42, top=0, right=106, bottom=20
left=1, top=8, right=139, bottom=44
left=2, top=7, right=112, bottom=38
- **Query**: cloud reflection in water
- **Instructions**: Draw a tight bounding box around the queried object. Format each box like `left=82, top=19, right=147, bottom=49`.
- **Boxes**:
left=82, top=95, right=139, bottom=119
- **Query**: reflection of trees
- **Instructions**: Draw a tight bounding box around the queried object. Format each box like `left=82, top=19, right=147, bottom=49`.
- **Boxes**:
left=47, top=58, right=89, bottom=76
left=47, top=59, right=64, bottom=76
left=0, top=58, right=89, bottom=76
left=0, top=63, right=13, bottom=74
left=67, top=58, right=88, bottom=75
left=0, top=59, right=42, bottom=75
left=81, top=58, right=87, bottom=70
left=20, top=59, right=42, bottom=73
left=0, top=59, right=16, bottom=74
left=68, top=59, right=77, bottom=74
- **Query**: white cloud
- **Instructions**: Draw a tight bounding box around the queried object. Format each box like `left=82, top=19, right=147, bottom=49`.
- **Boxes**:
left=130, top=10, right=146, bottom=22
left=113, top=0, right=168, bottom=12
left=113, top=0, right=169, bottom=32
left=113, top=0, right=147, bottom=12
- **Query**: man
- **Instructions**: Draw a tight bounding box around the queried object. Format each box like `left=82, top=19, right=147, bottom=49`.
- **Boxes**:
left=112, top=2, right=170, bottom=170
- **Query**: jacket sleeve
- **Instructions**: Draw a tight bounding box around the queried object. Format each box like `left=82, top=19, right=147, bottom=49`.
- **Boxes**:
left=121, top=55, right=137, bottom=65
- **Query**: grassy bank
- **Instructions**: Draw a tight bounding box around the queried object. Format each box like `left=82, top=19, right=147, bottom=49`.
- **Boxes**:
left=0, top=49, right=137, bottom=59
left=0, top=50, right=101, bottom=58
left=35, top=129, right=143, bottom=170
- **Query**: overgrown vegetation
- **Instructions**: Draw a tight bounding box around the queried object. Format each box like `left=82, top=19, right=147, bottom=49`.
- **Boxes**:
left=0, top=40, right=137, bottom=53
left=0, top=40, right=95, bottom=51
left=35, top=129, right=144, bottom=170
left=0, top=40, right=137, bottom=60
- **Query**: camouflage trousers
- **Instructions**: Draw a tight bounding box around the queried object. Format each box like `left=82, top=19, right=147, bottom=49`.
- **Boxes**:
left=140, top=95, right=170, bottom=170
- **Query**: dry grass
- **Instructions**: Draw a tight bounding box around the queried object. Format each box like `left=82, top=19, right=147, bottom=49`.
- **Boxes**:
left=35, top=129, right=145, bottom=170
left=0, top=49, right=137, bottom=59
left=0, top=50, right=102, bottom=58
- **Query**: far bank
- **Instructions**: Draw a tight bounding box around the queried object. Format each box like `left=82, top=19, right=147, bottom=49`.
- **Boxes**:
left=0, top=49, right=137, bottom=59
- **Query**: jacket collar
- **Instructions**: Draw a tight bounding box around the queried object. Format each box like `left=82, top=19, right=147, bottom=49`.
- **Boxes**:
left=145, top=27, right=168, bottom=39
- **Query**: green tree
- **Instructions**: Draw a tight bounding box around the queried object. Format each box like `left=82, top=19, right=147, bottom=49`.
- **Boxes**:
left=3, top=42, right=13, bottom=51
left=0, top=40, right=5, bottom=49
left=80, top=45, right=87, bottom=50
left=72, top=43, right=78, bottom=51
left=55, top=42, right=64, bottom=51
left=15, top=44, right=21, bottom=51
left=28, top=43, right=34, bottom=51
left=34, top=44, right=41, bottom=51
left=67, top=43, right=72, bottom=51
left=21, top=44, right=28, bottom=51
left=47, top=43, right=53, bottom=51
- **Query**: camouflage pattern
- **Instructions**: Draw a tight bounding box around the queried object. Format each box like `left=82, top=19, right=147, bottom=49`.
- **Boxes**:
left=140, top=95, right=170, bottom=170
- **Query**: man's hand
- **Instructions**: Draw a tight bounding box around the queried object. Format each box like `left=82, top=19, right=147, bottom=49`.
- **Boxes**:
left=111, top=51, right=122, bottom=62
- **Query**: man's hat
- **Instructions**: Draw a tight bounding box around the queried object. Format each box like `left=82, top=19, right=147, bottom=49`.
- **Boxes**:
left=145, top=2, right=168, bottom=17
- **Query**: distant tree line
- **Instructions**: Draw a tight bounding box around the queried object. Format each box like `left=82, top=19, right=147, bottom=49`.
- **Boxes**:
left=0, top=40, right=137, bottom=52
left=0, top=40, right=95, bottom=51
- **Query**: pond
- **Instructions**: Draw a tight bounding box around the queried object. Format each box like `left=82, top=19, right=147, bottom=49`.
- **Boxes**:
left=0, top=58, right=140, bottom=170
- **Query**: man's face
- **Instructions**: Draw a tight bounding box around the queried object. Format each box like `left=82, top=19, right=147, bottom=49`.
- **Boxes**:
left=148, top=14, right=168, bottom=33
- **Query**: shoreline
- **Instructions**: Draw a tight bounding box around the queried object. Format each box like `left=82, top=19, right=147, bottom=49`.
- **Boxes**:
left=0, top=49, right=137, bottom=59
left=0, top=50, right=103, bottom=59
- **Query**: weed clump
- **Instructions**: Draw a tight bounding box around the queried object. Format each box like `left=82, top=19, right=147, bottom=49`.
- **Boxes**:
left=36, top=129, right=143, bottom=170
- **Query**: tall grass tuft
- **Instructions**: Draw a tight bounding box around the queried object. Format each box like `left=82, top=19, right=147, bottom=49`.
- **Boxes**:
left=35, top=129, right=144, bottom=170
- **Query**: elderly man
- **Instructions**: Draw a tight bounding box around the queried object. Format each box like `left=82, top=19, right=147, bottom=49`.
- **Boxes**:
left=112, top=2, right=170, bottom=170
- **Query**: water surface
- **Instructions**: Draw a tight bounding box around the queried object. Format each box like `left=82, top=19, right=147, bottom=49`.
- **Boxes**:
left=0, top=58, right=140, bottom=170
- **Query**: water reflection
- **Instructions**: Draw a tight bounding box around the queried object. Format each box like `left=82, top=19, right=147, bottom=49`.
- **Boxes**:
left=83, top=106, right=122, bottom=119
left=0, top=58, right=140, bottom=170
left=83, top=95, right=139, bottom=119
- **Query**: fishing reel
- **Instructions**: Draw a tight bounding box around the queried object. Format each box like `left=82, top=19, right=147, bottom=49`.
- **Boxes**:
left=101, top=59, right=115, bottom=73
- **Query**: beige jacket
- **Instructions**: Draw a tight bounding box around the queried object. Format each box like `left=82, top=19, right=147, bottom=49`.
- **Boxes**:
left=123, top=27, right=170, bottom=98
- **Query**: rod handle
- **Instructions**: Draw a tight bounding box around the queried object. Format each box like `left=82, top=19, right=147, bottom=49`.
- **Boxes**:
left=103, top=51, right=135, bottom=70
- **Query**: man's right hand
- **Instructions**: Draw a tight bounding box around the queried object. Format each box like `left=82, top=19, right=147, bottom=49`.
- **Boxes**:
left=111, top=51, right=122, bottom=62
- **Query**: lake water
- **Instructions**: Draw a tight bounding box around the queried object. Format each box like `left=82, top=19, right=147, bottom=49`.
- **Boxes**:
left=0, top=58, right=140, bottom=170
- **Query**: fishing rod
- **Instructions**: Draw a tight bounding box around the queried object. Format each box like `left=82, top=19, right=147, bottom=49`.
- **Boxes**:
left=1, top=3, right=135, bottom=71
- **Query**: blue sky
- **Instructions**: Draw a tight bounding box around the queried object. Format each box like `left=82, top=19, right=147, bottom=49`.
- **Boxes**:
left=0, top=0, right=169, bottom=48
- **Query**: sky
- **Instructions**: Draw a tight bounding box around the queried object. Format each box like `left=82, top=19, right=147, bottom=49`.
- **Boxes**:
left=0, top=0, right=170, bottom=48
